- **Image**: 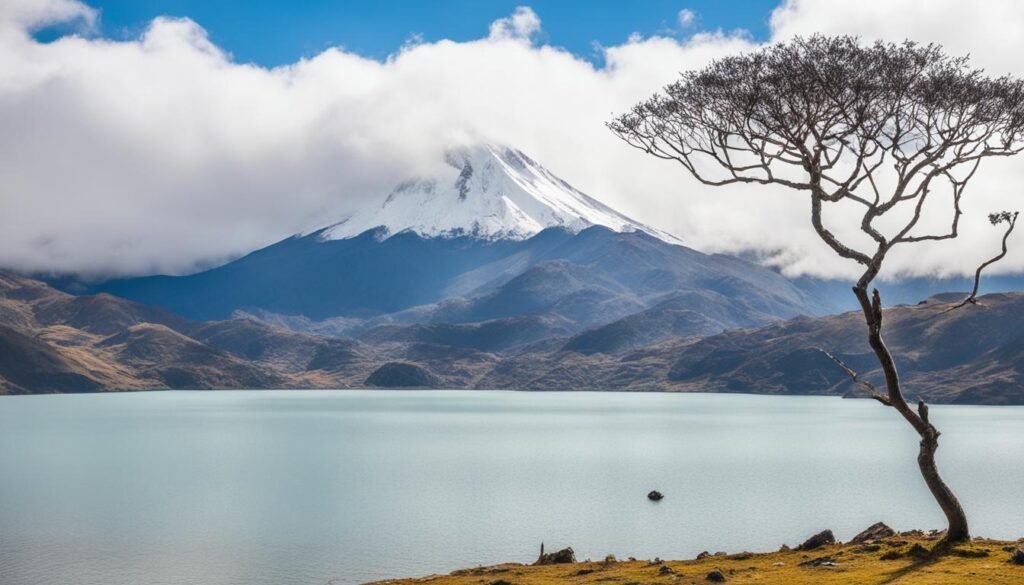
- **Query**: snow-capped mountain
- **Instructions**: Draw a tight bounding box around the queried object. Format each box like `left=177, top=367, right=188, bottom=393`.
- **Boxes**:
left=320, top=144, right=680, bottom=243
left=85, top=144, right=825, bottom=327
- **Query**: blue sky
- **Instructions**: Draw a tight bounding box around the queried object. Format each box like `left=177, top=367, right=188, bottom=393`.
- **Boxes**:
left=56, top=0, right=778, bottom=66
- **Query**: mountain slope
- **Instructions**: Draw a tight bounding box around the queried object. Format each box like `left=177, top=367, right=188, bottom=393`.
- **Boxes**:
left=0, top=323, right=102, bottom=394
left=98, top=323, right=284, bottom=389
left=192, top=318, right=370, bottom=376
left=359, top=313, right=575, bottom=352
left=94, top=227, right=564, bottom=321
left=663, top=293, right=1024, bottom=404
left=430, top=227, right=816, bottom=327
left=93, top=225, right=824, bottom=337
left=0, top=271, right=375, bottom=393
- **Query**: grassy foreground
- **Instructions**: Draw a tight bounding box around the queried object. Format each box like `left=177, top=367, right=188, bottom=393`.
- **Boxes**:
left=367, top=534, right=1024, bottom=585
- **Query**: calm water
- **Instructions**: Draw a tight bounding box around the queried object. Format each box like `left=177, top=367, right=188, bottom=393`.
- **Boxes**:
left=1, top=391, right=1023, bottom=584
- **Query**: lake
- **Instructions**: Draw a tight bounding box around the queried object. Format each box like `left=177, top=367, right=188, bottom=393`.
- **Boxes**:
left=0, top=390, right=1022, bottom=584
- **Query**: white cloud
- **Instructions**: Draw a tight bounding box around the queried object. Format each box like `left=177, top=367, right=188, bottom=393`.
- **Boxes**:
left=0, top=0, right=1022, bottom=281
left=770, top=0, right=1024, bottom=75
left=488, top=6, right=541, bottom=41
left=678, top=9, right=697, bottom=29
left=0, top=0, right=95, bottom=32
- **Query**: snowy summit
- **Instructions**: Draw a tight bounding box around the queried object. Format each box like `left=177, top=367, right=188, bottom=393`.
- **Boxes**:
left=319, top=144, right=679, bottom=243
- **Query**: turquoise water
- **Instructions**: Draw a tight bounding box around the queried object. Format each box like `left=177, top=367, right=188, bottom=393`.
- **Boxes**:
left=0, top=390, right=1022, bottom=584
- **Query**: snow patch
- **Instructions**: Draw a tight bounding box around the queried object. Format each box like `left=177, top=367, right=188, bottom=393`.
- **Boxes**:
left=318, top=144, right=681, bottom=244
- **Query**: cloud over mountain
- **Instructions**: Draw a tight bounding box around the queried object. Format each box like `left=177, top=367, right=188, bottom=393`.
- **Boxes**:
left=1, top=0, right=1023, bottom=279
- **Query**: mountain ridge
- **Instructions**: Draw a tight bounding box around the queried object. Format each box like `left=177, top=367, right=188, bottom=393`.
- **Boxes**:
left=3, top=271, right=1023, bottom=404
left=89, top=224, right=823, bottom=328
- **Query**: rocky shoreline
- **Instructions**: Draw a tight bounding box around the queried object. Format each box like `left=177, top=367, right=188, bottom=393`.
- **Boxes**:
left=367, top=524, right=1024, bottom=585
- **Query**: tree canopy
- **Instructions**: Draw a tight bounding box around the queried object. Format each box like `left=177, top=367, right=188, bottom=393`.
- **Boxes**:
left=609, top=35, right=1024, bottom=273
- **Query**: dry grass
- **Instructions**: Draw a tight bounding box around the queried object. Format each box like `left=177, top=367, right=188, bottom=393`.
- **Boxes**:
left=367, top=536, right=1024, bottom=585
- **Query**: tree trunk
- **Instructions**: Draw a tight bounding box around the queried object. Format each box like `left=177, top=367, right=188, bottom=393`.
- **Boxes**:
left=918, top=427, right=970, bottom=542
left=852, top=285, right=969, bottom=544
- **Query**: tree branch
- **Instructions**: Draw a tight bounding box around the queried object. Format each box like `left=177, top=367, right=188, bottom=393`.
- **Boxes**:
left=943, top=211, right=1018, bottom=313
left=816, top=347, right=891, bottom=405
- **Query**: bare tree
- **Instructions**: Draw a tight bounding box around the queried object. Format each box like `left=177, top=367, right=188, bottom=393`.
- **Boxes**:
left=609, top=35, right=1024, bottom=545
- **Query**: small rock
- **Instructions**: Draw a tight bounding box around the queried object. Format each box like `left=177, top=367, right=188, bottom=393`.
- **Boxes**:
left=696, top=551, right=711, bottom=560
left=1009, top=547, right=1024, bottom=565
left=628, top=556, right=637, bottom=562
left=778, top=544, right=791, bottom=553
left=705, top=569, right=727, bottom=582
left=713, top=551, right=728, bottom=557
left=535, top=543, right=576, bottom=565
left=658, top=565, right=675, bottom=575
left=648, top=490, right=664, bottom=501
left=603, top=554, right=617, bottom=564
left=798, top=530, right=836, bottom=551
left=850, top=522, right=895, bottom=544
left=799, top=556, right=838, bottom=568
left=772, top=562, right=785, bottom=567
left=727, top=552, right=753, bottom=560
left=880, top=551, right=903, bottom=561
left=853, top=544, right=882, bottom=553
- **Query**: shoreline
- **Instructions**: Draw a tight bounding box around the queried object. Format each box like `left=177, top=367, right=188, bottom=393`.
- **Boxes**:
left=367, top=530, right=1024, bottom=585
left=4, top=387, right=1018, bottom=408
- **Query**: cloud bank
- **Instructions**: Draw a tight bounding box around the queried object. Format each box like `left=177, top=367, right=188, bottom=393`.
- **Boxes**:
left=1, top=0, right=1023, bottom=280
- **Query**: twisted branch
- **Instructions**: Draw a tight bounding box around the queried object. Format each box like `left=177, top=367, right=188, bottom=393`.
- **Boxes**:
left=943, top=210, right=1019, bottom=313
